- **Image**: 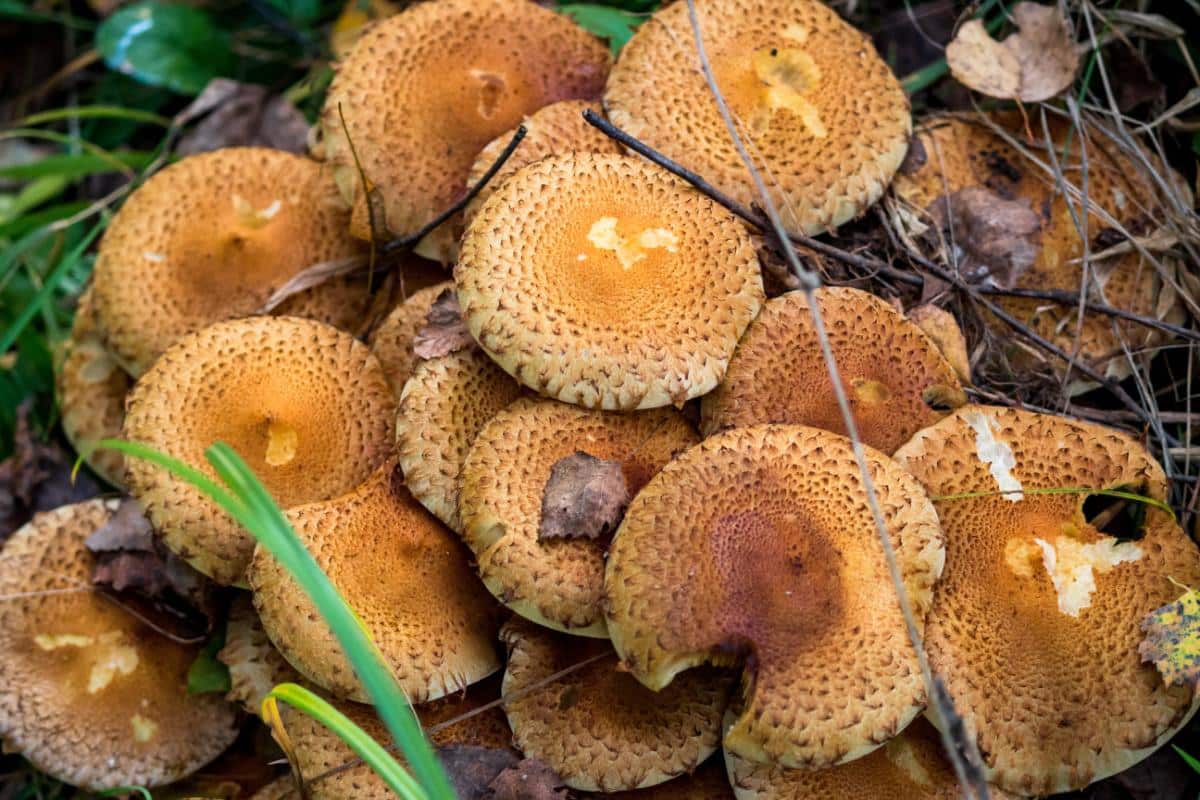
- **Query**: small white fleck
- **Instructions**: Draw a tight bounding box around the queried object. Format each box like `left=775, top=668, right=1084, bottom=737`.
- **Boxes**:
left=142, top=251, right=166, bottom=262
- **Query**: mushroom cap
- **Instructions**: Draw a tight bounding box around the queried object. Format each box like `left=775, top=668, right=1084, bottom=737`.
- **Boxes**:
left=395, top=348, right=525, bottom=531
left=457, top=153, right=765, bottom=410
left=605, top=424, right=945, bottom=768
left=282, top=675, right=514, bottom=800
left=368, top=281, right=454, bottom=397
left=0, top=500, right=239, bottom=790
left=57, top=287, right=131, bottom=488
left=315, top=0, right=611, bottom=259
left=891, top=114, right=1182, bottom=390
left=91, top=147, right=368, bottom=376
left=217, top=593, right=304, bottom=717
left=726, top=718, right=1021, bottom=800
left=460, top=397, right=699, bottom=637
left=700, top=287, right=966, bottom=454
left=249, top=458, right=503, bottom=703
left=596, top=756, right=736, bottom=799
left=123, top=316, right=396, bottom=586
left=604, top=0, right=911, bottom=236
left=463, top=99, right=623, bottom=227
left=249, top=776, right=298, bottom=800
left=892, top=405, right=1200, bottom=795
left=501, top=617, right=731, bottom=791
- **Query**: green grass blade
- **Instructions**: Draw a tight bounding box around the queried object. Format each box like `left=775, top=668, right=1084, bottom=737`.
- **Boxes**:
left=1174, top=745, right=1200, bottom=775
left=0, top=221, right=104, bottom=354
left=930, top=486, right=1176, bottom=518
left=95, top=439, right=457, bottom=799
left=20, top=105, right=171, bottom=128
left=266, top=683, right=426, bottom=800
left=203, top=444, right=456, bottom=799
left=0, top=151, right=154, bottom=183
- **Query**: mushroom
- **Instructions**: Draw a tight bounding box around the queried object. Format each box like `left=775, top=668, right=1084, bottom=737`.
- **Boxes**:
left=279, top=675, right=514, bottom=800
left=893, top=405, right=1200, bottom=794
left=700, top=287, right=966, bottom=454
left=0, top=500, right=239, bottom=790
left=605, top=424, right=945, bottom=768
left=217, top=593, right=304, bottom=717
left=457, top=153, right=765, bottom=410
left=460, top=396, right=699, bottom=637
left=249, top=458, right=503, bottom=703
left=604, top=0, right=910, bottom=237
left=57, top=286, right=131, bottom=488
left=463, top=99, right=623, bottom=227
left=501, top=616, right=732, bottom=791
left=90, top=147, right=370, bottom=377
left=368, top=281, right=454, bottom=397
left=314, top=0, right=611, bottom=261
left=123, top=316, right=396, bottom=586
left=725, top=718, right=1020, bottom=799
left=592, top=757, right=736, bottom=799
left=891, top=114, right=1184, bottom=393
left=395, top=348, right=524, bottom=531
left=249, top=775, right=298, bottom=800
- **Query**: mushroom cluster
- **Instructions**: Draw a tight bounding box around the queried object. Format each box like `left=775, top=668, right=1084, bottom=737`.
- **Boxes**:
left=12, top=0, right=1196, bottom=797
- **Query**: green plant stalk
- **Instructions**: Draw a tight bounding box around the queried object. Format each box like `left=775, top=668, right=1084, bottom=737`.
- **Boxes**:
left=92, top=439, right=456, bottom=799
left=1174, top=744, right=1200, bottom=774
left=20, top=105, right=171, bottom=128
left=266, top=683, right=426, bottom=800
left=930, top=486, right=1175, bottom=518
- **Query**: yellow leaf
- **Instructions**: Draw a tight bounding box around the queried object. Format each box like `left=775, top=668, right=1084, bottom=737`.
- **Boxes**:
left=1140, top=583, right=1200, bottom=689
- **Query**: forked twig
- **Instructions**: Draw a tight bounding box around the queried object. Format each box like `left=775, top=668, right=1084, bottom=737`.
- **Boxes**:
left=681, top=1, right=989, bottom=796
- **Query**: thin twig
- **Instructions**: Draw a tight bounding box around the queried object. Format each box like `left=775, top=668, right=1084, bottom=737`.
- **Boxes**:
left=682, top=2, right=988, bottom=798
left=380, top=125, right=528, bottom=254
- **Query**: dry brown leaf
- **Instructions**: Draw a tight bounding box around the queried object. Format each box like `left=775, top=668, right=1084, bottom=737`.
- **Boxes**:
left=437, top=745, right=522, bottom=799
left=946, top=2, right=1080, bottom=102
left=177, top=79, right=310, bottom=156
left=928, top=186, right=1043, bottom=288
left=413, top=289, right=476, bottom=360
left=908, top=304, right=972, bottom=384
left=86, top=499, right=207, bottom=605
left=487, top=758, right=568, bottom=800
left=538, top=451, right=630, bottom=542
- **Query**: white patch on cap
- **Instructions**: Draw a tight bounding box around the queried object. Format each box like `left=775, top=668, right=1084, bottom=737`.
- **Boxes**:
left=142, top=251, right=166, bottom=262
left=964, top=410, right=1023, bottom=501
left=1034, top=536, right=1142, bottom=616
left=131, top=714, right=159, bottom=743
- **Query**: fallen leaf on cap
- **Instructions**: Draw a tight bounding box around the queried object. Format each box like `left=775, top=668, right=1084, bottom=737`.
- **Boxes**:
left=437, top=744, right=521, bottom=799
left=87, top=499, right=207, bottom=605
left=1139, top=585, right=1200, bottom=689
left=907, top=304, right=972, bottom=384
left=928, top=186, right=1042, bottom=288
left=177, top=79, right=310, bottom=156
left=413, top=289, right=476, bottom=360
left=946, top=2, right=1080, bottom=102
left=539, top=451, right=630, bottom=542
left=487, top=758, right=568, bottom=800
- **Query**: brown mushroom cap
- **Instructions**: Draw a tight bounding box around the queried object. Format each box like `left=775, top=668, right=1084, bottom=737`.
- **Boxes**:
left=249, top=458, right=502, bottom=703
left=395, top=348, right=525, bottom=531
left=700, top=287, right=966, bottom=454
left=124, top=316, right=396, bottom=586
left=0, top=500, right=239, bottom=790
left=726, top=718, right=1020, bottom=800
left=501, top=617, right=731, bottom=791
left=368, top=281, right=454, bottom=397
left=463, top=99, right=623, bottom=227
left=891, top=114, right=1182, bottom=390
left=217, top=593, right=304, bottom=717
left=282, top=675, right=514, bottom=800
left=605, top=424, right=944, bottom=768
left=457, top=153, right=765, bottom=410
left=460, top=397, right=699, bottom=637
left=57, top=287, right=131, bottom=487
left=315, top=0, right=611, bottom=260
left=248, top=775, right=298, bottom=800
left=892, top=405, right=1200, bottom=795
left=91, top=147, right=369, bottom=376
left=594, top=757, right=735, bottom=799
left=604, top=0, right=910, bottom=237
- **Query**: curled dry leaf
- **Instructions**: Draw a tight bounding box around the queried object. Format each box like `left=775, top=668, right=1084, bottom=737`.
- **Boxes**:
left=86, top=498, right=207, bottom=606
left=1139, top=586, right=1200, bottom=690
left=907, top=304, right=972, bottom=384
left=177, top=79, right=310, bottom=156
left=413, top=289, right=477, bottom=360
left=946, top=2, right=1081, bottom=102
left=437, top=744, right=522, bottom=800
left=928, top=186, right=1042, bottom=288
left=538, top=451, right=630, bottom=542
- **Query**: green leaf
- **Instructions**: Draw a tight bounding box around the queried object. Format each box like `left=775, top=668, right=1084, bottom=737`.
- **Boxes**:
left=96, top=3, right=235, bottom=95
left=557, top=4, right=646, bottom=55
left=1140, top=584, right=1200, bottom=689
left=187, top=626, right=231, bottom=694
left=265, top=0, right=320, bottom=27
left=0, top=151, right=153, bottom=183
